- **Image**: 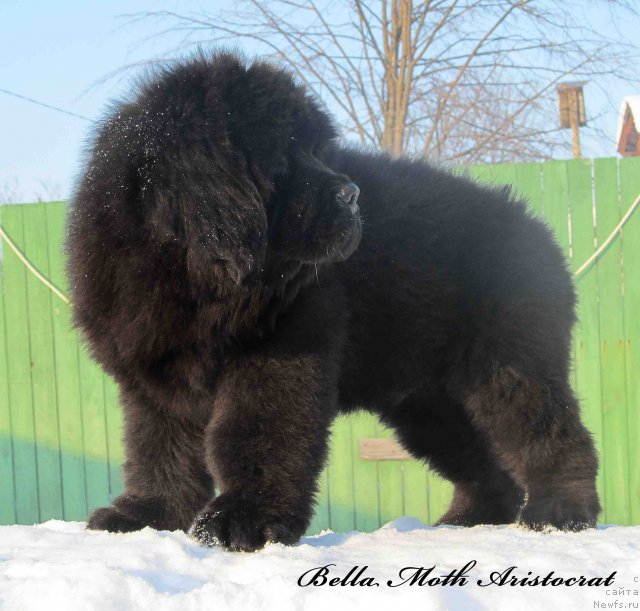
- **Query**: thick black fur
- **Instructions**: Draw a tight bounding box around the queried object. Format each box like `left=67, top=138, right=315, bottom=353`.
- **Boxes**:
left=67, top=51, right=600, bottom=551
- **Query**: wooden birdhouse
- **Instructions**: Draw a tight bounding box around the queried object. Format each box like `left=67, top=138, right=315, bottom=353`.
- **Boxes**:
left=617, top=96, right=640, bottom=157
left=557, top=81, right=587, bottom=158
left=557, top=82, right=587, bottom=129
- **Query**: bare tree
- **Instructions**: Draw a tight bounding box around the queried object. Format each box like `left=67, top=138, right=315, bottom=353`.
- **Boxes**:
left=0, top=178, right=21, bottom=205
left=123, top=0, right=638, bottom=162
left=35, top=179, right=64, bottom=203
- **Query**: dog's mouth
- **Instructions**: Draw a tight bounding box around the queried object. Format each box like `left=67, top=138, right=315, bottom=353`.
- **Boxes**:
left=328, top=214, right=362, bottom=261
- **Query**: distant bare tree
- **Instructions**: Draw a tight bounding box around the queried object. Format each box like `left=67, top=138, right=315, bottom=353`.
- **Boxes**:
left=0, top=178, right=64, bottom=205
left=35, top=180, right=64, bottom=203
left=123, top=0, right=638, bottom=162
left=0, top=178, right=21, bottom=205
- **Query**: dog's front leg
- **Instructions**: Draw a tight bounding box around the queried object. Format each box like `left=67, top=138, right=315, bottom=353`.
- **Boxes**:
left=190, top=350, right=337, bottom=551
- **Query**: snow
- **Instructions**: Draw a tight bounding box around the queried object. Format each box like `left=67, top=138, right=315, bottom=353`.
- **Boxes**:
left=0, top=518, right=639, bottom=611
left=616, top=95, right=640, bottom=145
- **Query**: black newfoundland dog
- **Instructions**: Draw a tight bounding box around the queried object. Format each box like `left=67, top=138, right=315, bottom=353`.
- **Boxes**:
left=67, top=52, right=600, bottom=551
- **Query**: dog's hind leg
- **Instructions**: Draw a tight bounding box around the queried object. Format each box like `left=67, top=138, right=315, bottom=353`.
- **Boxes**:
left=379, top=387, right=525, bottom=527
left=461, top=365, right=600, bottom=531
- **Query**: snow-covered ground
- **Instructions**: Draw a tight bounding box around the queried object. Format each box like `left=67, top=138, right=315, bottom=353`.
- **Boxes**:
left=1, top=518, right=639, bottom=611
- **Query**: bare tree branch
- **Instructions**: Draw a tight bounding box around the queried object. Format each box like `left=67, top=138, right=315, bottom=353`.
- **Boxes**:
left=116, top=0, right=639, bottom=162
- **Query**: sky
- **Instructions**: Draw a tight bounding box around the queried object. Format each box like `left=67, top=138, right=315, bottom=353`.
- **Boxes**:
left=1, top=0, right=638, bottom=203
left=0, top=0, right=239, bottom=203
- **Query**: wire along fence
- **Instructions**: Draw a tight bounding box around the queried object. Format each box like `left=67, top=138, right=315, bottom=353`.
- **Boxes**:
left=0, top=156, right=639, bottom=531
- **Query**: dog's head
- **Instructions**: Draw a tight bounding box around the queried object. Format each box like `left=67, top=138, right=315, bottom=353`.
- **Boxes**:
left=82, top=52, right=361, bottom=286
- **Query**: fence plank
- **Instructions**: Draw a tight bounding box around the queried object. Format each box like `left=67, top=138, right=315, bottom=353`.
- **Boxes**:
left=593, top=158, right=631, bottom=524
left=45, top=203, right=88, bottom=520
left=0, top=207, right=17, bottom=525
left=488, top=163, right=518, bottom=191
left=327, top=415, right=355, bottom=531
left=569, top=159, right=606, bottom=515
left=375, top=422, right=404, bottom=526
left=541, top=160, right=571, bottom=255
left=619, top=158, right=640, bottom=525
left=542, top=162, right=574, bottom=375
left=514, top=163, right=544, bottom=217
left=465, top=164, right=493, bottom=184
left=427, top=471, right=453, bottom=524
left=402, top=458, right=429, bottom=526
left=2, top=206, right=39, bottom=524
left=77, top=345, right=110, bottom=513
left=351, top=411, right=381, bottom=531
left=21, top=204, right=64, bottom=521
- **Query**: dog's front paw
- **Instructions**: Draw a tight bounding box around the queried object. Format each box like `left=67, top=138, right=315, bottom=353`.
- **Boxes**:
left=86, top=494, right=172, bottom=533
left=189, top=494, right=306, bottom=552
left=86, top=505, right=145, bottom=533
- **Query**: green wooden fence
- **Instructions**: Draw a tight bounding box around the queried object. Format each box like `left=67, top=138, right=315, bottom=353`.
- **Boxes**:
left=1, top=157, right=639, bottom=531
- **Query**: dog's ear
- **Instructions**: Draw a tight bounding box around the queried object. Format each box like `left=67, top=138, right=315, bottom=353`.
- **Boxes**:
left=207, top=183, right=267, bottom=285
left=148, top=156, right=268, bottom=284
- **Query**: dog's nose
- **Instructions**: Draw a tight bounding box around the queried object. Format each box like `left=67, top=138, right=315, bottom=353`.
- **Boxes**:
left=336, top=183, right=360, bottom=209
